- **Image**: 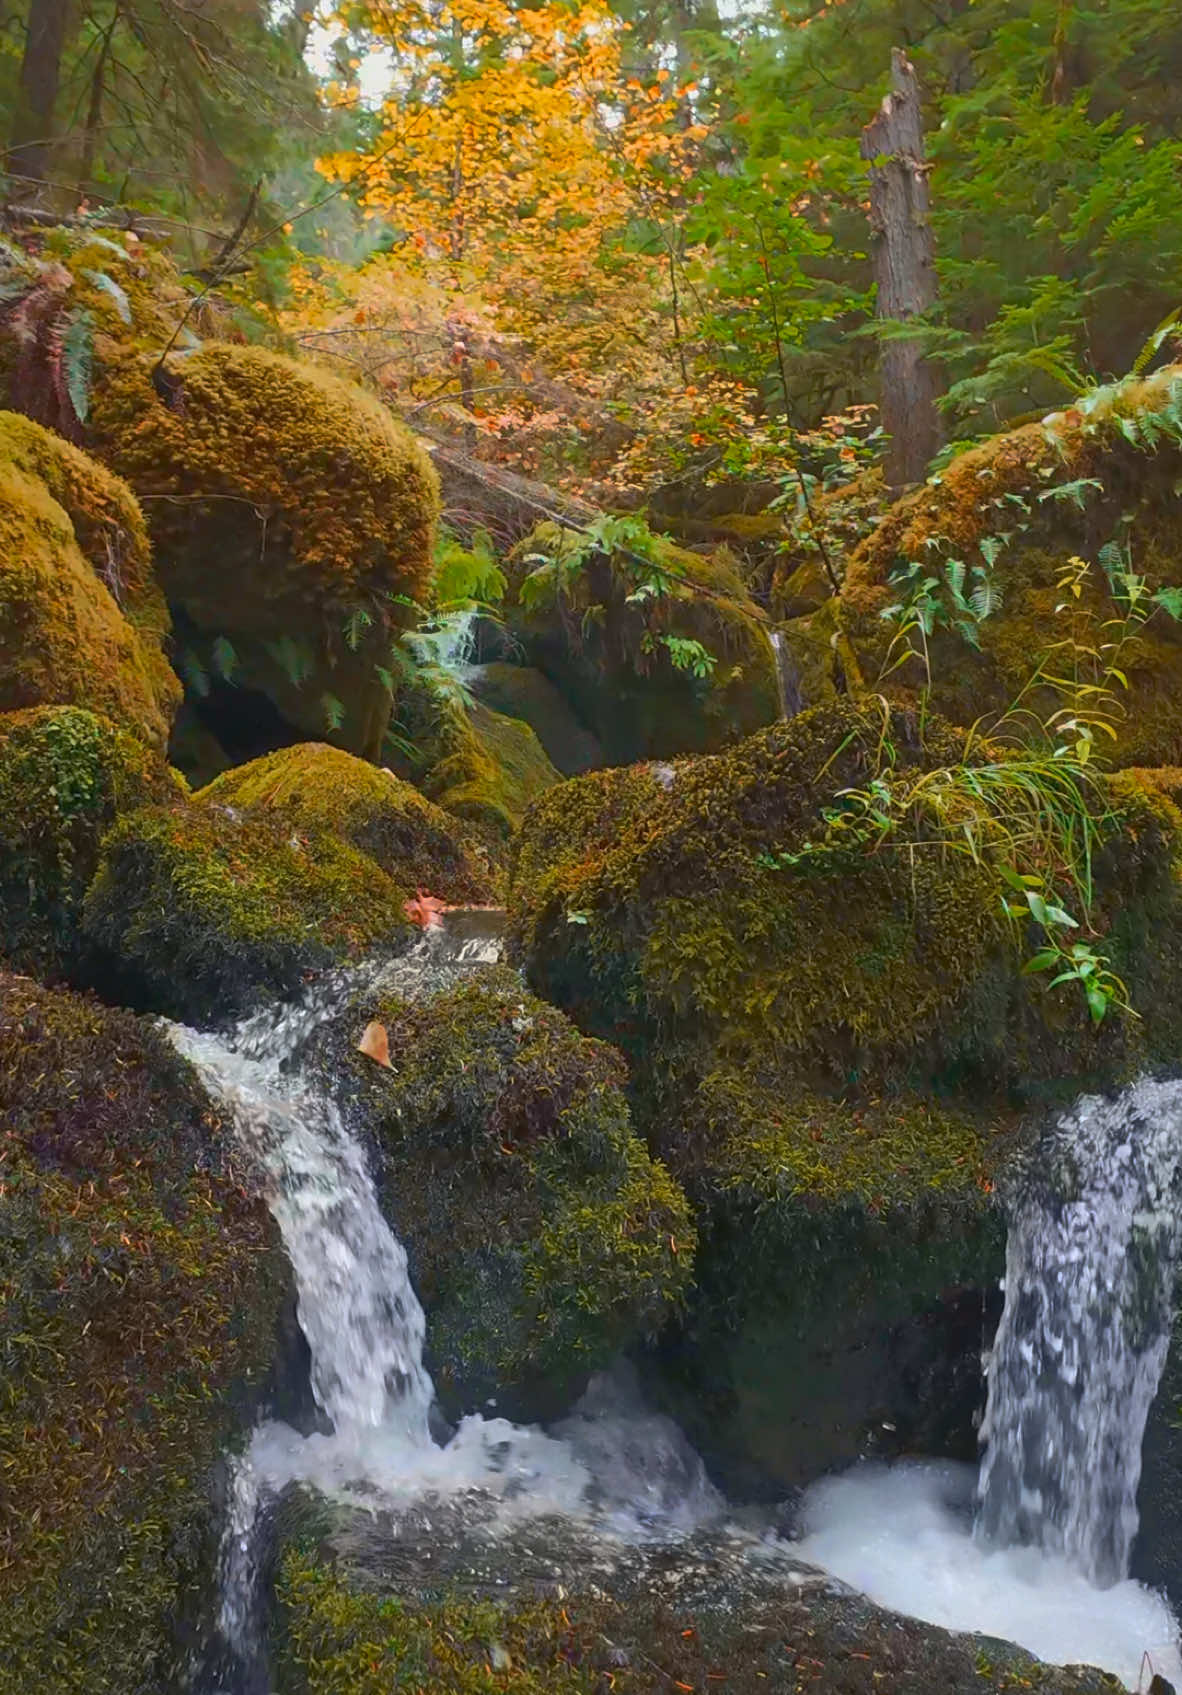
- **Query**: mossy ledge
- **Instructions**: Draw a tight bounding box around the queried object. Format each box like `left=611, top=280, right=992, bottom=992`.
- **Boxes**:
left=196, top=741, right=495, bottom=904
left=82, top=800, right=413, bottom=1023
left=0, top=974, right=287, bottom=1693
left=302, top=966, right=693, bottom=1417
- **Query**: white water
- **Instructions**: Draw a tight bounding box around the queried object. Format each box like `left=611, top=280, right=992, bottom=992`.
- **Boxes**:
left=978, top=1079, right=1182, bottom=1587
left=796, top=1462, right=1182, bottom=1690
left=170, top=937, right=1182, bottom=1691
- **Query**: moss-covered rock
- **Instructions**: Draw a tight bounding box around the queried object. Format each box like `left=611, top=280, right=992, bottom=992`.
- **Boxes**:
left=0, top=411, right=180, bottom=749
left=0, top=974, right=286, bottom=1692
left=308, top=967, right=692, bottom=1416
left=0, top=705, right=184, bottom=977
left=196, top=741, right=494, bottom=903
left=469, top=661, right=605, bottom=776
left=386, top=673, right=562, bottom=848
left=82, top=801, right=412, bottom=1023
left=271, top=1532, right=1122, bottom=1695
left=508, top=701, right=1182, bottom=1487
left=837, top=367, right=1182, bottom=763
left=89, top=343, right=440, bottom=760
left=769, top=467, right=887, bottom=619
left=506, top=523, right=780, bottom=764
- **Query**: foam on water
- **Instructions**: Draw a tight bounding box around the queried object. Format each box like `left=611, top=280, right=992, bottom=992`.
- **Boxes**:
left=795, top=1461, right=1182, bottom=1690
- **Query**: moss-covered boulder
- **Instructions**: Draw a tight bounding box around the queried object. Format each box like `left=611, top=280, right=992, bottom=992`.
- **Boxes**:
left=506, top=523, right=780, bottom=764
left=508, top=701, right=1182, bottom=1487
left=270, top=1528, right=1123, bottom=1695
left=0, top=974, right=287, bottom=1691
left=469, top=661, right=605, bottom=776
left=386, top=673, right=562, bottom=847
left=833, top=367, right=1182, bottom=763
left=89, top=343, right=440, bottom=760
left=0, top=705, right=184, bottom=977
left=82, top=801, right=412, bottom=1023
left=0, top=411, right=180, bottom=749
left=307, top=968, right=692, bottom=1416
left=768, top=467, right=887, bottom=619
left=195, top=742, right=494, bottom=904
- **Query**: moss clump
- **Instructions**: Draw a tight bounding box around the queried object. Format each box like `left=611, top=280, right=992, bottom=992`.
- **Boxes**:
left=272, top=1541, right=1122, bottom=1695
left=314, top=967, right=692, bottom=1414
left=837, top=367, right=1182, bottom=763
left=0, top=412, right=180, bottom=749
left=196, top=741, right=494, bottom=903
left=507, top=522, right=780, bottom=764
left=89, top=343, right=441, bottom=759
left=425, top=697, right=561, bottom=844
left=0, top=705, right=184, bottom=976
left=0, top=974, right=285, bottom=1693
left=470, top=662, right=605, bottom=776
left=82, top=801, right=412, bottom=1022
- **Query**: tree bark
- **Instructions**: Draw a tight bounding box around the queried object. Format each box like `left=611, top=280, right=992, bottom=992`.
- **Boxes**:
left=860, top=48, right=943, bottom=492
left=9, top=0, right=72, bottom=192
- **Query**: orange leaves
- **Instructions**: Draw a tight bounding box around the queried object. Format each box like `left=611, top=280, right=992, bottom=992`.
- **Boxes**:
left=357, top=1022, right=393, bottom=1069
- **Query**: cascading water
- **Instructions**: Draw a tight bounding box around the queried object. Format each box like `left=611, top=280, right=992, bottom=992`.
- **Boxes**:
left=977, top=1078, right=1182, bottom=1586
left=795, top=1078, right=1182, bottom=1687
left=169, top=924, right=1182, bottom=1691
left=169, top=919, right=720, bottom=1689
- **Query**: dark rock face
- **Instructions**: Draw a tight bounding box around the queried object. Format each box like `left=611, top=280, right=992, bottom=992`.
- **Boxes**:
left=268, top=1500, right=1124, bottom=1695
left=1134, top=1304, right=1182, bottom=1611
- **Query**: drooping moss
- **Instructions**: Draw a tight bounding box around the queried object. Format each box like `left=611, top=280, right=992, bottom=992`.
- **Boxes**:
left=196, top=741, right=494, bottom=903
left=308, top=967, right=692, bottom=1415
left=0, top=412, right=180, bottom=749
left=0, top=705, right=185, bottom=977
left=0, top=974, right=286, bottom=1693
left=272, top=1540, right=1122, bottom=1695
left=506, top=522, right=780, bottom=764
left=82, top=800, right=412, bottom=1022
left=836, top=366, right=1182, bottom=763
left=89, top=343, right=441, bottom=759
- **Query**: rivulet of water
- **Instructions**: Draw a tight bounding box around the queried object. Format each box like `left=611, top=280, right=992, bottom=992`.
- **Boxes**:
left=976, top=1078, right=1182, bottom=1587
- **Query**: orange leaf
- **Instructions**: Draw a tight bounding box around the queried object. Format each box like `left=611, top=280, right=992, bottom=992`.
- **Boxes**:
left=358, top=1021, right=393, bottom=1069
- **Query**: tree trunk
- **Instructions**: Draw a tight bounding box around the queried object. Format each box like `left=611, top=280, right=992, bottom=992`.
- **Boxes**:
left=9, top=0, right=72, bottom=192
left=860, top=48, right=943, bottom=492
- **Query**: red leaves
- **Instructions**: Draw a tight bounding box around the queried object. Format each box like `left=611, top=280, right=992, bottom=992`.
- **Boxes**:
left=403, top=888, right=448, bottom=928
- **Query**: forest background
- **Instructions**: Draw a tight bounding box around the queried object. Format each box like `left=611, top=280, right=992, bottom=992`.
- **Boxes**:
left=3, top=0, right=1182, bottom=531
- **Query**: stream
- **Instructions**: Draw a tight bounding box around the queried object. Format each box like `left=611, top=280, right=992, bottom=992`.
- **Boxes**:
left=169, top=917, right=1182, bottom=1692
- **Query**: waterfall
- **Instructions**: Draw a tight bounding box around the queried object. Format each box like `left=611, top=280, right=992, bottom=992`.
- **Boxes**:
left=977, top=1077, right=1182, bottom=1586
left=769, top=630, right=802, bottom=719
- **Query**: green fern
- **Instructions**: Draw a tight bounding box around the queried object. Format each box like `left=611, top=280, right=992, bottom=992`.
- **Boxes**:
left=82, top=269, right=132, bottom=325
left=211, top=636, right=238, bottom=682
left=344, top=605, right=373, bottom=652
left=265, top=635, right=313, bottom=688
left=62, top=308, right=94, bottom=425
left=321, top=693, right=346, bottom=734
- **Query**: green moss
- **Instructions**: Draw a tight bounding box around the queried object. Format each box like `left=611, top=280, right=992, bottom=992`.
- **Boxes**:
left=82, top=799, right=412, bottom=1022
left=507, top=522, right=780, bottom=764
left=0, top=413, right=180, bottom=749
left=838, top=366, right=1182, bottom=763
left=196, top=741, right=494, bottom=903
left=0, top=705, right=184, bottom=976
left=272, top=1543, right=1122, bottom=1695
left=426, top=698, right=561, bottom=844
left=470, top=662, right=604, bottom=776
left=0, top=974, right=285, bottom=1693
left=89, top=343, right=441, bottom=759
left=313, top=967, right=692, bottom=1412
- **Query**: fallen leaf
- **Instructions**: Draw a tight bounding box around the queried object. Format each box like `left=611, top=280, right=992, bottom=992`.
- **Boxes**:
left=404, top=888, right=448, bottom=929
left=358, top=1021, right=392, bottom=1069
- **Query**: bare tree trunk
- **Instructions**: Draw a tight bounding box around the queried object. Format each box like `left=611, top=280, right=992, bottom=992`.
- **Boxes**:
left=860, top=48, right=943, bottom=492
left=9, top=0, right=71, bottom=193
